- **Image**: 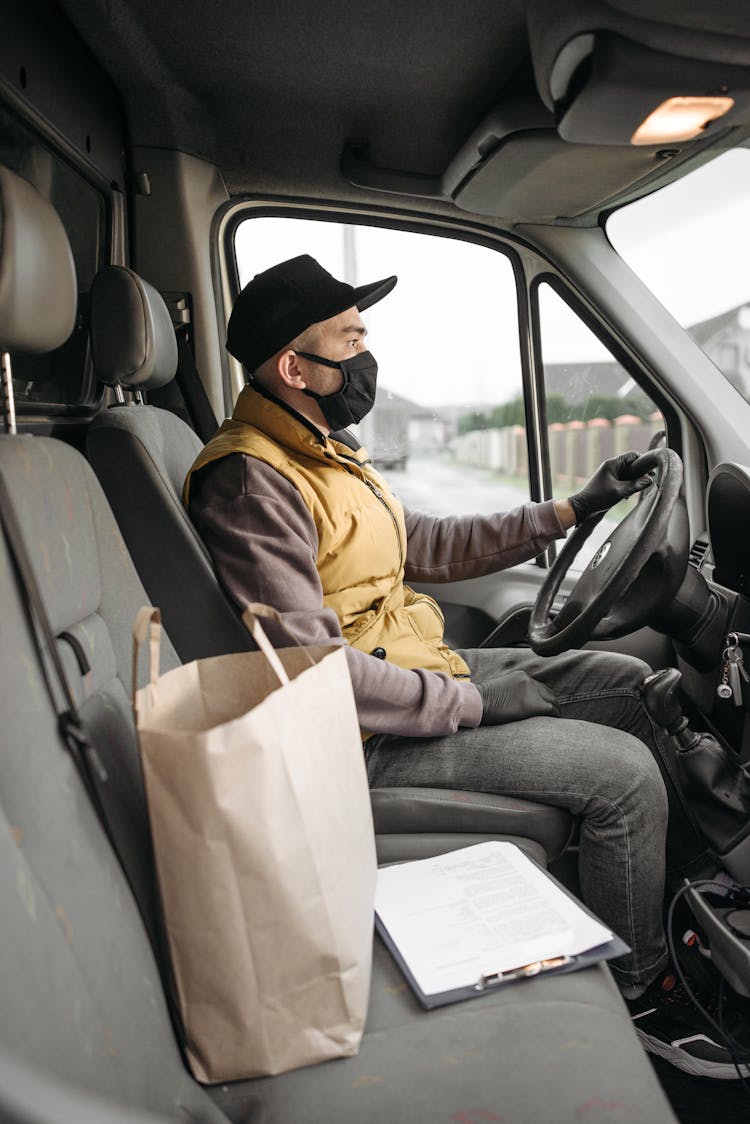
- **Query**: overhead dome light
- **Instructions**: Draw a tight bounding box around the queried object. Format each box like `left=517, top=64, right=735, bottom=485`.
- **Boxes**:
left=631, top=96, right=735, bottom=145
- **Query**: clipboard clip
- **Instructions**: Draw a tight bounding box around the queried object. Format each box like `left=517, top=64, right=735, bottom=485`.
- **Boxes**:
left=477, top=955, right=573, bottom=989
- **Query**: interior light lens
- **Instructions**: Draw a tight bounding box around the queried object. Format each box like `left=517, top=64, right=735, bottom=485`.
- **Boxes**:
left=631, top=95, right=734, bottom=145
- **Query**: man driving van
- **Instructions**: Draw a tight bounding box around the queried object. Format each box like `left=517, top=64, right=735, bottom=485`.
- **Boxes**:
left=184, top=254, right=740, bottom=1078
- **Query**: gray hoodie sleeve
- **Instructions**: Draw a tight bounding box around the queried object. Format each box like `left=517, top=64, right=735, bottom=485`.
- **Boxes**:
left=188, top=454, right=482, bottom=738
left=403, top=501, right=566, bottom=583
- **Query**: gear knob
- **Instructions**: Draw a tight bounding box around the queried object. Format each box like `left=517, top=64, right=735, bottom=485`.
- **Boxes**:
left=640, top=667, right=700, bottom=748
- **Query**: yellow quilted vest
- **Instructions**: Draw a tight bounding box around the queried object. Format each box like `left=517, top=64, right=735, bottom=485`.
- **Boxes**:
left=184, top=384, right=470, bottom=680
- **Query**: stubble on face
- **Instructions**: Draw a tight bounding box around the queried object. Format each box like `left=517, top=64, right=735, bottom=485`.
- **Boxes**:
left=293, top=306, right=368, bottom=394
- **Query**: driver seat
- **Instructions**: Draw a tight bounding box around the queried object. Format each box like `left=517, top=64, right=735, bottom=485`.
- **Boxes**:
left=85, top=264, right=575, bottom=864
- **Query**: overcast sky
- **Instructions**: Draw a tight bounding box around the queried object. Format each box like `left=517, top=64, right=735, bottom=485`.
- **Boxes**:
left=608, top=147, right=750, bottom=326
left=235, top=147, right=750, bottom=409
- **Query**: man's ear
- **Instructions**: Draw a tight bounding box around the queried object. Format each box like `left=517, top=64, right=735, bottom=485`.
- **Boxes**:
left=277, top=349, right=306, bottom=389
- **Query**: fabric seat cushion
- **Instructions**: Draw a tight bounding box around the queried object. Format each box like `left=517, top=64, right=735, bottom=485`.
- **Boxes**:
left=213, top=939, right=675, bottom=1124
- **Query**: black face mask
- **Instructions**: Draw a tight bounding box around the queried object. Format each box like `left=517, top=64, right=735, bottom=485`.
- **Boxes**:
left=296, top=349, right=378, bottom=430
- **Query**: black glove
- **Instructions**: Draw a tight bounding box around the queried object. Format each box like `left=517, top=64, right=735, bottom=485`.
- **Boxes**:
left=476, top=670, right=560, bottom=726
left=568, top=451, right=653, bottom=525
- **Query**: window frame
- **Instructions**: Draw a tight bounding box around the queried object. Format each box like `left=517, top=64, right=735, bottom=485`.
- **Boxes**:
left=531, top=272, right=680, bottom=446
left=221, top=202, right=550, bottom=502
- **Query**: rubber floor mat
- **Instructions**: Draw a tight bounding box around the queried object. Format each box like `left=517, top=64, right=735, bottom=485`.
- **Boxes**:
left=650, top=1056, right=750, bottom=1122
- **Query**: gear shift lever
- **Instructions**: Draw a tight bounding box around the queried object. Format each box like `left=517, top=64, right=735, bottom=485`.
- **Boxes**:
left=641, top=665, right=750, bottom=883
left=641, top=666, right=750, bottom=994
left=640, top=667, right=700, bottom=749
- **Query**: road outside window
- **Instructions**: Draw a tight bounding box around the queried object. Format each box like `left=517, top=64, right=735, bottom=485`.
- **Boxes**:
left=235, top=218, right=530, bottom=519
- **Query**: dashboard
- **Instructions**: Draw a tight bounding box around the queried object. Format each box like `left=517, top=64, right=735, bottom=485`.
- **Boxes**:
left=708, top=463, right=750, bottom=597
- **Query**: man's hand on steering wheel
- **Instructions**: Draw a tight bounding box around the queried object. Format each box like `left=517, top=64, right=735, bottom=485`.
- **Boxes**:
left=568, top=451, right=654, bottom=525
left=529, top=448, right=689, bottom=655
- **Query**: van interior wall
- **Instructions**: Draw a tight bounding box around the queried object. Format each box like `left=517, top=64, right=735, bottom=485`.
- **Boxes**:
left=2, top=0, right=230, bottom=429
left=2, top=0, right=126, bottom=443
left=132, top=147, right=230, bottom=422
left=2, top=0, right=126, bottom=195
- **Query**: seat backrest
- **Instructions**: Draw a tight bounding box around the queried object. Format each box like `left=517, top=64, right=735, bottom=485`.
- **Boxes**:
left=87, top=266, right=251, bottom=662
left=0, top=164, right=226, bottom=1123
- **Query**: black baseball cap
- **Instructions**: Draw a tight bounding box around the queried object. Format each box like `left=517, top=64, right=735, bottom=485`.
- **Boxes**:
left=226, top=254, right=397, bottom=371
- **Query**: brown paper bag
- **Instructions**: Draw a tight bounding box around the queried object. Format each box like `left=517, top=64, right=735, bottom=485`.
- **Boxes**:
left=132, top=603, right=377, bottom=1083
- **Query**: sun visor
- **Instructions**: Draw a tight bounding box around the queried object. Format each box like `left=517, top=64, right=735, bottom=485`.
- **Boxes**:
left=343, top=101, right=693, bottom=222
left=452, top=132, right=663, bottom=220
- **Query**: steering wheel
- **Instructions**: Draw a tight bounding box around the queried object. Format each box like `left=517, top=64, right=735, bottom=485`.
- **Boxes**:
left=528, top=448, right=690, bottom=656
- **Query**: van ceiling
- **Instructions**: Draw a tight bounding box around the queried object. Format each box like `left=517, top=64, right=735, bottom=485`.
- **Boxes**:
left=55, top=0, right=531, bottom=193
left=51, top=0, right=750, bottom=217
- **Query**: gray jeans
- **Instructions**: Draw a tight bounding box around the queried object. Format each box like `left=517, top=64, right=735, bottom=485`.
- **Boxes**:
left=366, top=646, right=693, bottom=996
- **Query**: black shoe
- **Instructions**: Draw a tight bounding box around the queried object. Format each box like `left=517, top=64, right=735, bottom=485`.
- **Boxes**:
left=628, top=968, right=750, bottom=1080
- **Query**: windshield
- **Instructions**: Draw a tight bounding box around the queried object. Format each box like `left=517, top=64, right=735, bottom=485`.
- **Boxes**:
left=607, top=148, right=750, bottom=409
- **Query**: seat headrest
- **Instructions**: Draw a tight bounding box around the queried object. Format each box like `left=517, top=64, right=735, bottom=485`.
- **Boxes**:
left=90, top=266, right=178, bottom=391
left=0, top=166, right=77, bottom=354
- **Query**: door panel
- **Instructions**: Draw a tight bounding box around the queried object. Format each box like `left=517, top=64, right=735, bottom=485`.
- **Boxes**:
left=414, top=568, right=675, bottom=668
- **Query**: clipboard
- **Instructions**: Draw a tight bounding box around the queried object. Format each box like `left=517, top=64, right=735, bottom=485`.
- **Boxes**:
left=375, top=844, right=630, bottom=1010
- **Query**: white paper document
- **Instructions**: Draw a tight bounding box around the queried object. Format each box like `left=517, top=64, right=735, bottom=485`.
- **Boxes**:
left=375, top=841, right=614, bottom=996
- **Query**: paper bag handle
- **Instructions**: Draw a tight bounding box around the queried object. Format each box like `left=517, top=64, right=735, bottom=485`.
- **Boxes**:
left=132, top=606, right=162, bottom=706
left=131, top=604, right=313, bottom=699
left=241, top=602, right=318, bottom=687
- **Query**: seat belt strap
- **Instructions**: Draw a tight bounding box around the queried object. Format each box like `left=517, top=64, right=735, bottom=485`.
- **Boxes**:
left=145, top=328, right=219, bottom=442
left=0, top=469, right=159, bottom=949
left=174, top=329, right=218, bottom=442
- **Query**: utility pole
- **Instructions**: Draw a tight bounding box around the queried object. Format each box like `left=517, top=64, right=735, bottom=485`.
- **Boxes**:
left=342, top=223, right=375, bottom=448
left=342, top=224, right=358, bottom=286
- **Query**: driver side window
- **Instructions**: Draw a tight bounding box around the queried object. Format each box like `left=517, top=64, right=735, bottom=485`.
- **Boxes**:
left=234, top=216, right=529, bottom=521
left=537, top=282, right=665, bottom=573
